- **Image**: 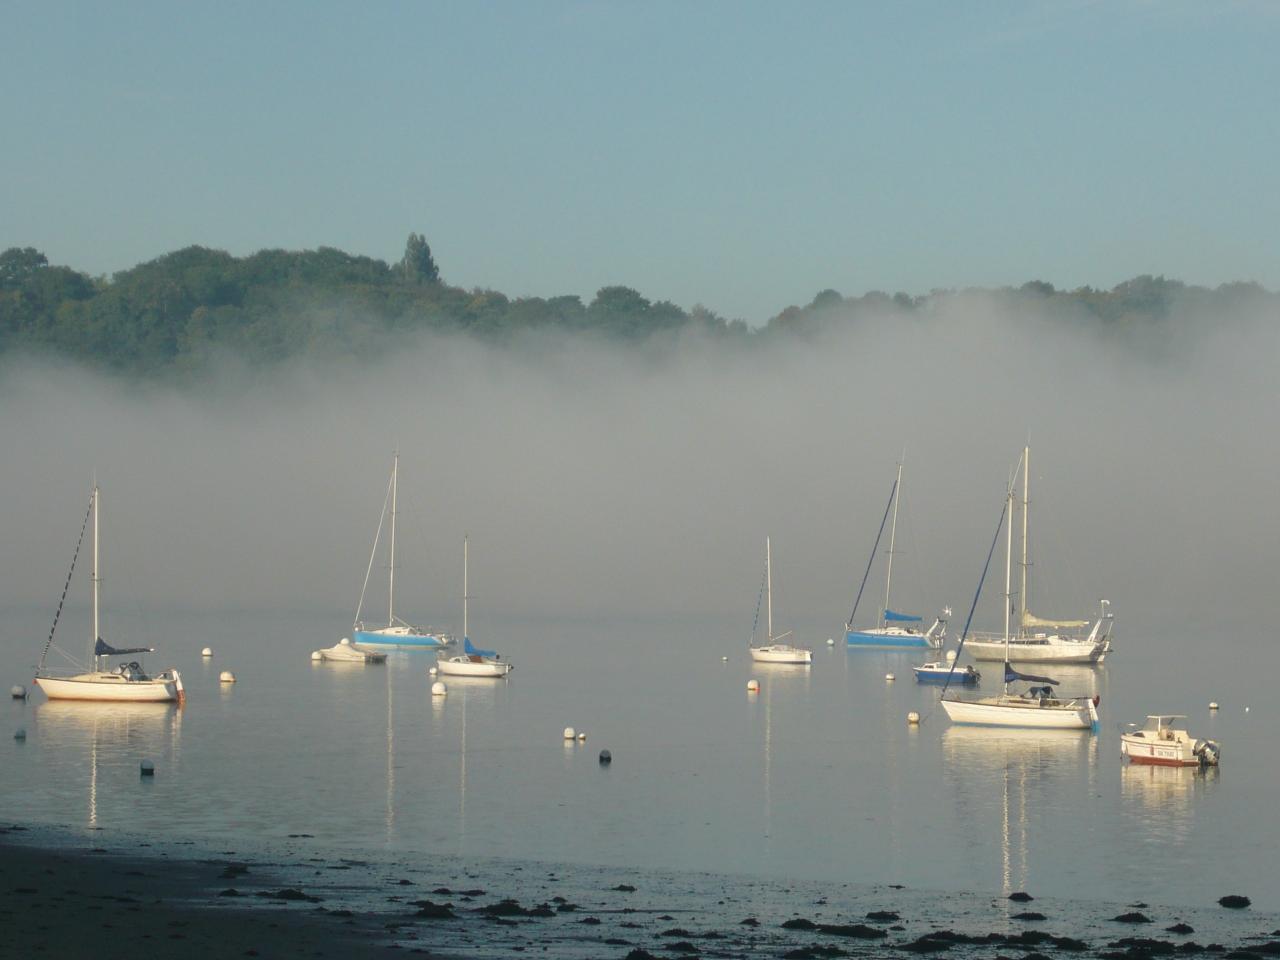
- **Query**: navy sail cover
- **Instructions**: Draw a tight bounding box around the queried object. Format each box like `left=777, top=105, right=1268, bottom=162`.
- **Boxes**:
left=463, top=636, right=497, bottom=659
left=884, top=609, right=923, bottom=622
left=1004, top=663, right=1058, bottom=686
left=94, top=638, right=154, bottom=657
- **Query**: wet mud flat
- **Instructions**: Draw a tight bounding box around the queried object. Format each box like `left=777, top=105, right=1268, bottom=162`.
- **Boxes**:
left=2, top=823, right=1277, bottom=960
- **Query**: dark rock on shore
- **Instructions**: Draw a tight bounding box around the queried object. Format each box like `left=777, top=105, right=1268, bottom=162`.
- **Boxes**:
left=784, top=947, right=849, bottom=959
left=1009, top=892, right=1035, bottom=902
left=257, top=888, right=320, bottom=903
left=613, top=883, right=637, bottom=892
left=1168, top=924, right=1196, bottom=935
left=1012, top=912, right=1048, bottom=921
left=1218, top=896, right=1251, bottom=910
left=412, top=900, right=455, bottom=919
left=866, top=910, right=900, bottom=921
left=1113, top=913, right=1154, bottom=924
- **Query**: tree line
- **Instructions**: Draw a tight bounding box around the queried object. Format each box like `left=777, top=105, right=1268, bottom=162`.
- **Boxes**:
left=1, top=234, right=1274, bottom=375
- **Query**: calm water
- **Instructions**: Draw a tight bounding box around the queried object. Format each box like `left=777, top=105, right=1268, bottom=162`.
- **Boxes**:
left=2, top=608, right=1275, bottom=911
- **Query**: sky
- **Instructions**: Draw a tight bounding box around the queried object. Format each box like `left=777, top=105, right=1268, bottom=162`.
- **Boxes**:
left=3, top=1, right=1278, bottom=322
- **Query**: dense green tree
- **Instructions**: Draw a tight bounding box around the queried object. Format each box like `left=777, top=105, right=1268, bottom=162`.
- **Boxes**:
left=401, top=233, right=440, bottom=284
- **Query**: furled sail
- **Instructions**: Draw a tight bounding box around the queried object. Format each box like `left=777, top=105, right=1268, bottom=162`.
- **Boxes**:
left=884, top=609, right=923, bottom=623
left=1021, top=611, right=1088, bottom=629
left=463, top=636, right=497, bottom=659
left=94, top=638, right=154, bottom=657
left=1004, top=663, right=1059, bottom=685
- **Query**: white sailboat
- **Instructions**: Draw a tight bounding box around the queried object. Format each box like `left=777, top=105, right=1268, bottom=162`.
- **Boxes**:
left=313, top=637, right=387, bottom=663
left=34, top=485, right=185, bottom=704
left=437, top=537, right=513, bottom=678
left=844, top=463, right=947, bottom=648
left=352, top=453, right=453, bottom=649
left=749, top=537, right=812, bottom=665
left=940, top=457, right=1099, bottom=730
left=965, top=447, right=1112, bottom=663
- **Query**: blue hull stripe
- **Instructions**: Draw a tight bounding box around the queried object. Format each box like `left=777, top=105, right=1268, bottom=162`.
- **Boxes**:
left=846, top=630, right=931, bottom=648
left=353, top=631, right=448, bottom=649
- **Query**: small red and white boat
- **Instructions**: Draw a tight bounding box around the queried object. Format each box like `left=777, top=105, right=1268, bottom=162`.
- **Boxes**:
left=1121, top=715, right=1220, bottom=767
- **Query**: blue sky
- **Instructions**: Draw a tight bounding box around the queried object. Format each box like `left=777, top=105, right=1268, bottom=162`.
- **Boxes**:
left=4, top=1, right=1277, bottom=322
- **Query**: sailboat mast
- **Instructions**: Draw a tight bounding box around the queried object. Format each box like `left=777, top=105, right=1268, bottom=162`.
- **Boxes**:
left=463, top=535, right=469, bottom=642
left=388, top=453, right=398, bottom=627
left=91, top=484, right=100, bottom=669
left=881, top=462, right=903, bottom=629
left=766, top=536, right=773, bottom=643
left=1003, top=471, right=1014, bottom=693
left=1020, top=445, right=1029, bottom=635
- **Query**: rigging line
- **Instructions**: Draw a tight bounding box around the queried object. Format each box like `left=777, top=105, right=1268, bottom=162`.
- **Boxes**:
left=937, top=474, right=1017, bottom=705
left=38, top=493, right=94, bottom=673
left=749, top=564, right=767, bottom=645
left=354, top=471, right=395, bottom=630
left=845, top=476, right=898, bottom=630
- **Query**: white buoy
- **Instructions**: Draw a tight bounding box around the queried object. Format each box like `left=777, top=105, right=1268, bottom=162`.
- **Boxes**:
left=826, top=637, right=835, bottom=646
left=945, top=650, right=957, bottom=662
left=428, top=666, right=438, bottom=676
left=907, top=711, right=920, bottom=725
left=1245, top=706, right=1250, bottom=713
left=10, top=684, right=26, bottom=700
left=885, top=673, right=896, bottom=681
left=747, top=679, right=760, bottom=693
left=201, top=647, right=213, bottom=658
left=721, top=656, right=728, bottom=662
left=577, top=732, right=587, bottom=741
left=431, top=681, right=447, bottom=697
left=563, top=726, right=576, bottom=740
left=1210, top=702, right=1219, bottom=710
left=310, top=650, right=323, bottom=661
left=219, top=671, right=236, bottom=683
left=14, top=728, right=26, bottom=741
left=339, top=637, right=351, bottom=646
left=140, top=759, right=155, bottom=776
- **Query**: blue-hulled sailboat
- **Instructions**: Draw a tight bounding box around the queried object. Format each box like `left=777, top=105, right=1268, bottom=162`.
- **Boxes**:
left=351, top=454, right=453, bottom=650
left=844, top=463, right=946, bottom=649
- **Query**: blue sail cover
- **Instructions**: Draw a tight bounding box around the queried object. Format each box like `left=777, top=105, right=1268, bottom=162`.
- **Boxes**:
left=94, top=638, right=154, bottom=657
left=884, top=609, right=923, bottom=623
left=1004, top=663, right=1058, bottom=686
left=463, top=636, right=497, bottom=659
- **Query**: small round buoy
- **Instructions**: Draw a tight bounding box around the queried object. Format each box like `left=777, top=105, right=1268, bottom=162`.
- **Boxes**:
left=721, top=656, right=729, bottom=662
left=1210, top=702, right=1219, bottom=711
left=428, top=666, right=438, bottom=676
left=1245, top=706, right=1250, bottom=713
left=431, top=681, right=447, bottom=697
left=563, top=726, right=576, bottom=740
left=140, top=759, right=155, bottom=776
left=826, top=637, right=835, bottom=646
left=10, top=684, right=27, bottom=700
left=907, top=711, right=920, bottom=725
left=598, top=749, right=612, bottom=765
left=885, top=673, right=896, bottom=682
left=339, top=638, right=351, bottom=646
left=14, top=728, right=26, bottom=741
left=201, top=647, right=213, bottom=658
left=746, top=679, right=760, bottom=693
left=577, top=732, right=586, bottom=741
left=945, top=650, right=957, bottom=662
left=219, top=671, right=236, bottom=684
left=310, top=650, right=323, bottom=661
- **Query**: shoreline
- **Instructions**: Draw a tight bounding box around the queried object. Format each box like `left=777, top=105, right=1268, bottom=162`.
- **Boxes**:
left=4, top=823, right=1279, bottom=960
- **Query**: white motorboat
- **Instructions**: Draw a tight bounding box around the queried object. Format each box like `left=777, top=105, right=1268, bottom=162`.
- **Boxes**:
left=964, top=447, right=1112, bottom=663
left=351, top=453, right=453, bottom=650
left=845, top=462, right=947, bottom=649
left=1121, top=715, right=1220, bottom=766
left=436, top=537, right=513, bottom=678
left=941, top=452, right=1099, bottom=731
left=914, top=661, right=979, bottom=684
left=748, top=537, right=812, bottom=665
left=315, top=637, right=387, bottom=663
left=34, top=485, right=185, bottom=704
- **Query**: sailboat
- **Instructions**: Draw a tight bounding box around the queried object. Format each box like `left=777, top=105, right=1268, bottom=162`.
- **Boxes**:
left=437, top=537, right=513, bottom=677
left=352, top=453, right=453, bottom=649
left=964, top=447, right=1112, bottom=663
left=845, top=463, right=947, bottom=648
left=34, top=485, right=185, bottom=703
left=748, top=537, right=812, bottom=664
left=940, top=455, right=1099, bottom=730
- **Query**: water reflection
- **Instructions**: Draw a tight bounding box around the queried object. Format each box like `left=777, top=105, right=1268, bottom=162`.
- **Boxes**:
left=942, top=726, right=1096, bottom=895
left=1120, top=762, right=1218, bottom=844
left=36, top=701, right=181, bottom=828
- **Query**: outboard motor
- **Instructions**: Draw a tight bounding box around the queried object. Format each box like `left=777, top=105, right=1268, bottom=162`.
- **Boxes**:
left=1192, top=739, right=1221, bottom=766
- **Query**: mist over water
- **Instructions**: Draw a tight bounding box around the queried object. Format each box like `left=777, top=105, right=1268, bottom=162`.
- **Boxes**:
left=1, top=296, right=1274, bottom=646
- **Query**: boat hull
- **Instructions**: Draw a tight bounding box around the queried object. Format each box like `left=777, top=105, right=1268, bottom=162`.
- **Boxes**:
left=436, top=657, right=513, bottom=677
left=354, top=628, right=451, bottom=649
left=1121, top=733, right=1215, bottom=766
left=941, top=695, right=1096, bottom=729
left=34, top=672, right=182, bottom=703
left=846, top=628, right=936, bottom=649
left=964, top=637, right=1104, bottom=663
left=749, top=645, right=813, bottom=664
left=914, top=666, right=978, bottom=684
